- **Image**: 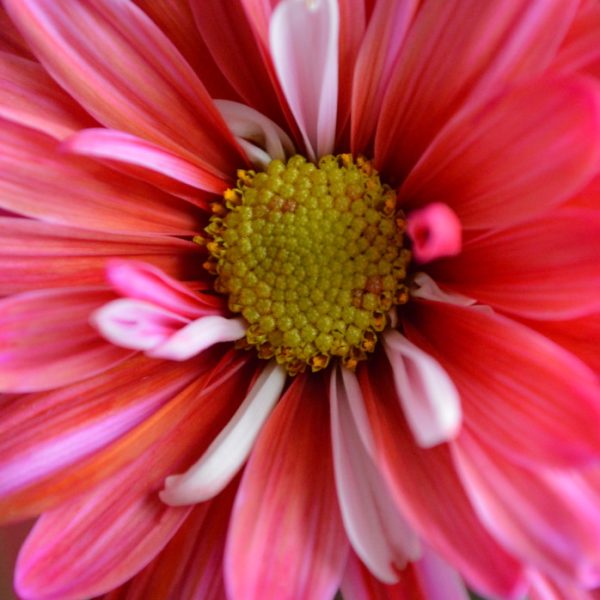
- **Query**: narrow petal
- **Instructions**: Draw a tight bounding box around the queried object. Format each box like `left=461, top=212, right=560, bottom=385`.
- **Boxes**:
left=406, top=202, right=462, bottom=264
left=225, top=373, right=348, bottom=600
left=0, top=356, right=204, bottom=498
left=270, top=0, right=339, bottom=160
left=215, top=99, right=295, bottom=167
left=149, top=316, right=246, bottom=361
left=454, top=432, right=600, bottom=586
left=406, top=300, right=600, bottom=467
left=330, top=367, right=421, bottom=584
left=382, top=330, right=461, bottom=448
left=5, top=0, right=243, bottom=176
left=350, top=0, right=419, bottom=154
left=431, top=209, right=600, bottom=319
left=0, top=218, right=202, bottom=296
left=62, top=128, right=228, bottom=197
left=357, top=355, right=526, bottom=599
left=105, top=260, right=224, bottom=319
left=376, top=0, right=580, bottom=179
left=398, top=78, right=600, bottom=230
left=0, top=51, right=94, bottom=139
left=161, top=361, right=286, bottom=505
left=0, top=118, right=201, bottom=235
left=0, top=288, right=133, bottom=393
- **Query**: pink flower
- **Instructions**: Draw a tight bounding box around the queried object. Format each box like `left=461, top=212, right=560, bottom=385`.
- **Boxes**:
left=1, top=1, right=600, bottom=599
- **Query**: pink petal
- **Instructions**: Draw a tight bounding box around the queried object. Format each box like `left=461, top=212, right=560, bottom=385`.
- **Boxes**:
left=0, top=118, right=201, bottom=235
left=412, top=545, right=470, bottom=600
left=357, top=356, right=526, bottom=599
left=0, top=51, right=94, bottom=139
left=382, top=330, right=461, bottom=448
left=105, top=260, right=224, bottom=319
left=376, top=0, right=580, bottom=180
left=406, top=202, right=462, bottom=264
left=406, top=300, right=600, bottom=467
left=0, top=350, right=253, bottom=523
left=215, top=99, right=295, bottom=167
left=431, top=209, right=600, bottom=319
left=0, top=218, right=202, bottom=296
left=454, top=432, right=600, bottom=586
left=189, top=0, right=291, bottom=132
left=62, top=128, right=228, bottom=197
left=270, top=0, right=339, bottom=160
left=225, top=373, right=348, bottom=600
left=148, top=316, right=246, bottom=361
left=160, top=361, right=286, bottom=505
left=350, top=0, right=419, bottom=154
left=0, top=288, right=133, bottom=393
left=528, top=569, right=599, bottom=600
left=5, top=0, right=243, bottom=176
left=330, top=366, right=421, bottom=584
left=398, top=77, right=600, bottom=230
left=0, top=356, right=204, bottom=498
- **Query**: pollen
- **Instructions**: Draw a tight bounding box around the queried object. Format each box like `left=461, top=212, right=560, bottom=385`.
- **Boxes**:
left=205, top=154, right=411, bottom=374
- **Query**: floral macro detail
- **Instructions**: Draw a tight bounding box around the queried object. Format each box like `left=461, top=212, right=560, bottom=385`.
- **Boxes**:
left=203, top=154, right=411, bottom=374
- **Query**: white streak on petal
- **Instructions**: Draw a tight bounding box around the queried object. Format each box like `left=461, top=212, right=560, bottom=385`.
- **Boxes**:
left=160, top=361, right=287, bottom=506
left=91, top=299, right=187, bottom=351
left=270, top=0, right=339, bottom=160
left=215, top=99, right=295, bottom=166
left=149, top=316, right=246, bottom=361
left=330, top=366, right=421, bottom=583
left=383, top=330, right=461, bottom=447
left=411, top=272, right=477, bottom=306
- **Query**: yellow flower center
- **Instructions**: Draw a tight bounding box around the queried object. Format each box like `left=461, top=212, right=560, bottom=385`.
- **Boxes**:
left=204, top=154, right=411, bottom=374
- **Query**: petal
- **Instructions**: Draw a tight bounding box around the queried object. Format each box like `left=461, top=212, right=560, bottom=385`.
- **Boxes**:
left=0, top=356, right=203, bottom=498
left=62, top=128, right=228, bottom=197
left=454, top=432, right=600, bottom=586
left=0, top=218, right=202, bottom=296
left=225, top=373, right=348, bottom=600
left=406, top=300, right=600, bottom=467
left=160, top=361, right=286, bottom=505
left=5, top=0, right=243, bottom=176
left=350, top=0, right=419, bottom=154
left=0, top=51, right=94, bottom=139
left=330, top=367, right=420, bottom=584
left=0, top=350, right=253, bottom=523
left=0, top=118, right=201, bottom=235
left=215, top=99, right=295, bottom=168
left=0, top=288, right=133, bottom=393
left=382, top=330, right=461, bottom=448
left=398, top=78, right=600, bottom=230
left=148, top=316, right=246, bottom=361
left=105, top=260, right=224, bottom=319
left=270, top=0, right=339, bottom=160
left=376, top=0, right=580, bottom=180
left=406, top=203, right=462, bottom=264
left=357, top=355, right=526, bottom=599
left=431, top=209, right=600, bottom=319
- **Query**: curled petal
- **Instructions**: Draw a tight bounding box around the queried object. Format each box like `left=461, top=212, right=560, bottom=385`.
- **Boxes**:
left=407, top=203, right=462, bottom=263
left=160, top=361, right=286, bottom=506
left=215, top=99, right=295, bottom=168
left=270, top=0, right=339, bottom=159
left=383, top=330, right=461, bottom=448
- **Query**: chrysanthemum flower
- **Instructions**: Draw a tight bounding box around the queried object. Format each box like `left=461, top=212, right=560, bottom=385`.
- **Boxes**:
left=2, top=1, right=600, bottom=599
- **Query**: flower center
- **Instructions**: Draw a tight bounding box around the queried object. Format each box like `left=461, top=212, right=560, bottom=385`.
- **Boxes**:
left=204, top=154, right=411, bottom=374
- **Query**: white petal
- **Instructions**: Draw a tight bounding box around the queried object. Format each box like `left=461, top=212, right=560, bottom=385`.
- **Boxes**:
left=91, top=298, right=187, bottom=351
left=215, top=99, right=295, bottom=166
left=383, top=330, right=461, bottom=447
left=149, top=315, right=246, bottom=361
left=160, top=361, right=287, bottom=505
left=270, top=0, right=339, bottom=160
left=330, top=366, right=421, bottom=583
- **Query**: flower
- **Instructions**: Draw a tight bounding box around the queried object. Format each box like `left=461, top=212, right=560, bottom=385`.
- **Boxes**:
left=1, top=1, right=600, bottom=599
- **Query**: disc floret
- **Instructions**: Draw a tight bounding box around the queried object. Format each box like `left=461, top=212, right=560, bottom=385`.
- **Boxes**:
left=204, top=154, right=410, bottom=374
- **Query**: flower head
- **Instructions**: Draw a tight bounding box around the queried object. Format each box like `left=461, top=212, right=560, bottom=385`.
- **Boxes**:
left=2, top=1, right=600, bottom=599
